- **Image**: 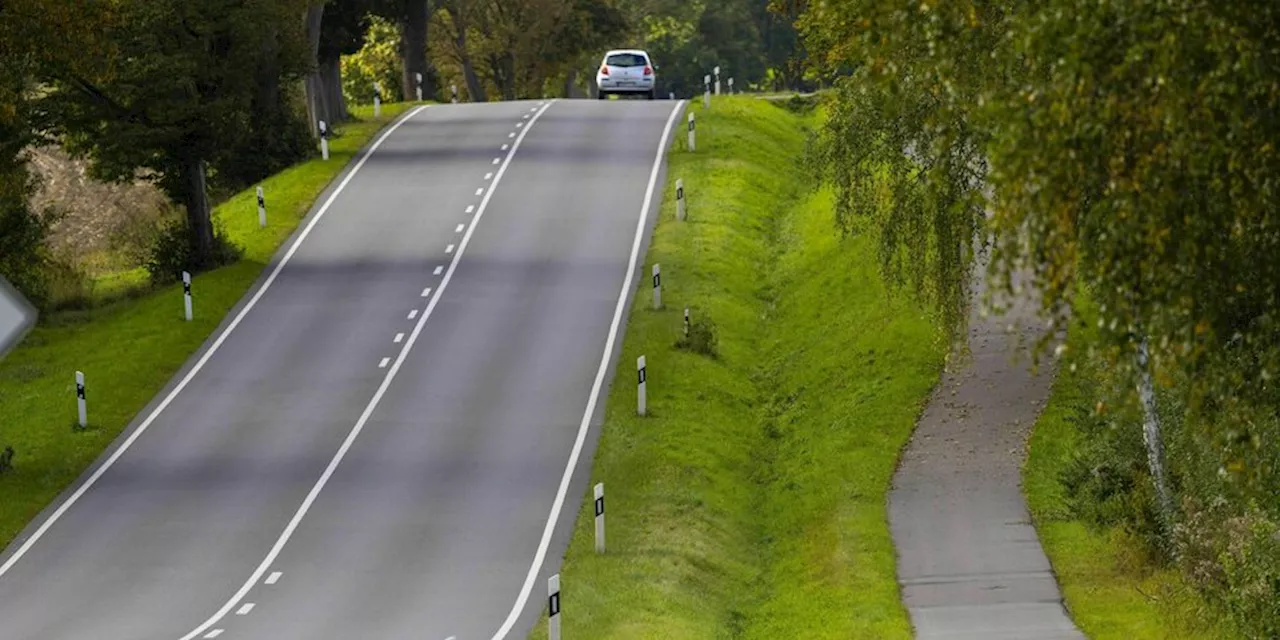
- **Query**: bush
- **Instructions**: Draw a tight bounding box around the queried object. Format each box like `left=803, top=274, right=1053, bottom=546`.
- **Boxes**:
left=143, top=216, right=241, bottom=284
left=675, top=310, right=719, bottom=358
left=0, top=167, right=53, bottom=308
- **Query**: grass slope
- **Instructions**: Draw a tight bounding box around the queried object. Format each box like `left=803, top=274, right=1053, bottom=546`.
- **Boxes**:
left=0, top=103, right=417, bottom=550
left=529, top=97, right=943, bottom=638
left=1024, top=318, right=1234, bottom=639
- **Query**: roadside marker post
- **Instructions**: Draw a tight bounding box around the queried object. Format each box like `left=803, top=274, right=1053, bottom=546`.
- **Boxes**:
left=451, top=84, right=459, bottom=104
left=594, top=483, right=606, bottom=553
left=548, top=574, right=562, bottom=640
left=652, top=264, right=662, bottom=310
left=703, top=74, right=711, bottom=109
left=415, top=73, right=423, bottom=102
left=637, top=356, right=647, bottom=416
left=669, top=91, right=675, bottom=100
left=684, top=308, right=690, bottom=338
left=318, top=120, right=329, bottom=160
left=75, top=371, right=87, bottom=429
left=688, top=113, right=696, bottom=152
left=676, top=179, right=686, bottom=221
left=714, top=66, right=722, bottom=95
left=373, top=82, right=382, bottom=118
left=729, top=78, right=735, bottom=94
left=182, top=271, right=193, bottom=321
left=256, top=186, right=266, bottom=228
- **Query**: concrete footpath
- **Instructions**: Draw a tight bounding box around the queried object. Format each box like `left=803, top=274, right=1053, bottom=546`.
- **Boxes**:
left=888, top=277, right=1084, bottom=640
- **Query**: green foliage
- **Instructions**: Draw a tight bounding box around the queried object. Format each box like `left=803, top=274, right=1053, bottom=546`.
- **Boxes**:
left=342, top=16, right=403, bottom=106
left=143, top=217, right=242, bottom=285
left=674, top=310, right=718, bottom=358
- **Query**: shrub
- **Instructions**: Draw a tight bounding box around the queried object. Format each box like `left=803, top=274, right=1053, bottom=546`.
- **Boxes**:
left=143, top=216, right=241, bottom=284
left=675, top=310, right=719, bottom=358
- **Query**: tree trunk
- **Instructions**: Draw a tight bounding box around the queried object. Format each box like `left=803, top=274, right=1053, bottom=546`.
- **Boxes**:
left=562, top=69, right=577, bottom=98
left=446, top=6, right=487, bottom=102
left=318, top=55, right=348, bottom=122
left=303, top=2, right=325, bottom=138
left=1137, top=337, right=1176, bottom=533
left=399, top=0, right=430, bottom=102
left=180, top=156, right=215, bottom=268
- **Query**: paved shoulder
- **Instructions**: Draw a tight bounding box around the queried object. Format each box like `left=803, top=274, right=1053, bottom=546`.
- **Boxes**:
left=888, top=276, right=1084, bottom=640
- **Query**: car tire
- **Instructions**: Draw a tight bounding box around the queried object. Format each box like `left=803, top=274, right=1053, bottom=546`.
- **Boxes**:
left=597, top=91, right=608, bottom=100
left=647, top=90, right=656, bottom=100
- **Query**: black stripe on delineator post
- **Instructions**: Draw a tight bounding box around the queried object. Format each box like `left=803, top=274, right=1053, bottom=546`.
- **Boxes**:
left=638, top=367, right=646, bottom=385
left=595, top=495, right=604, bottom=517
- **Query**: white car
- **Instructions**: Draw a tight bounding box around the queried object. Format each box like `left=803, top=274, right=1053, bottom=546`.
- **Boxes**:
left=596, top=49, right=657, bottom=100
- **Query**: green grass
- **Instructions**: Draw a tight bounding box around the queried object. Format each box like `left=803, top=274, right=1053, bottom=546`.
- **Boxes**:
left=528, top=97, right=943, bottom=638
left=0, top=102, right=420, bottom=550
left=1024, top=319, right=1235, bottom=640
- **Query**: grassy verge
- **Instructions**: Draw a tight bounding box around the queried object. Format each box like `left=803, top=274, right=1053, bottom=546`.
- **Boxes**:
left=529, top=97, right=943, bottom=638
left=1024, top=318, right=1234, bottom=639
left=0, top=103, right=418, bottom=550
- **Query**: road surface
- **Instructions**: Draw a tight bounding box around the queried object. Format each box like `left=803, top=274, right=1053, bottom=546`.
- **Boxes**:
left=0, top=98, right=684, bottom=640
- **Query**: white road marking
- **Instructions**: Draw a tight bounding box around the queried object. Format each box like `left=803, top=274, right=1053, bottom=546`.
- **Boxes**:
left=203, top=631, right=223, bottom=639
left=265, top=572, right=282, bottom=585
left=455, top=224, right=465, bottom=233
left=493, top=158, right=501, bottom=165
left=394, top=333, right=405, bottom=343
left=433, top=266, right=444, bottom=276
left=523, top=114, right=530, bottom=119
left=177, top=100, right=557, bottom=640
left=491, top=100, right=688, bottom=640
left=407, top=309, right=419, bottom=320
left=475, top=188, right=484, bottom=196
left=379, top=357, right=391, bottom=369
left=0, top=104, right=431, bottom=581
left=421, top=287, right=432, bottom=298
left=445, top=244, right=455, bottom=254
left=508, top=132, right=515, bottom=138
left=484, top=172, right=493, bottom=180
left=502, top=144, right=509, bottom=151
left=466, top=205, right=475, bottom=214
left=516, top=122, right=523, bottom=128
left=236, top=603, right=255, bottom=616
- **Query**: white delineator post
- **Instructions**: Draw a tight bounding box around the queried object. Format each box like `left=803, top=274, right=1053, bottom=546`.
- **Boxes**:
left=684, top=307, right=691, bottom=338
left=652, top=263, right=662, bottom=310
left=729, top=77, right=735, bottom=94
left=704, top=74, right=711, bottom=109
left=373, top=82, right=381, bottom=118
left=256, top=186, right=266, bottom=228
left=594, top=482, right=605, bottom=553
left=75, top=371, right=87, bottom=429
left=669, top=91, right=675, bottom=100
left=687, top=113, right=696, bottom=152
left=714, top=66, right=722, bottom=95
left=182, top=271, right=193, bottom=321
left=415, top=72, right=424, bottom=102
left=451, top=84, right=459, bottom=104
left=637, top=356, right=647, bottom=417
left=676, top=179, right=686, bottom=221
left=318, top=120, right=329, bottom=160
left=548, top=574, right=562, bottom=640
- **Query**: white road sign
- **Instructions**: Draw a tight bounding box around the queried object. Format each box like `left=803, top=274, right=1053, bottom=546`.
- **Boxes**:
left=0, top=276, right=36, bottom=359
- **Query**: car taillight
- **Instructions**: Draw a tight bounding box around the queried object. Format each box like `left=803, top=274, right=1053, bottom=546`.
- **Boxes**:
left=643, top=66, right=652, bottom=76
left=601, top=66, right=609, bottom=75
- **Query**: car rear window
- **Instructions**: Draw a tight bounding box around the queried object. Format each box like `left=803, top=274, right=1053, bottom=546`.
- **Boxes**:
left=606, top=53, right=648, bottom=68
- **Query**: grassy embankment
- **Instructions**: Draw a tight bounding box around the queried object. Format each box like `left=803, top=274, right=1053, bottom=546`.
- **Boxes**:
left=1024, top=313, right=1236, bottom=639
left=0, top=103, right=418, bottom=549
left=530, top=97, right=944, bottom=638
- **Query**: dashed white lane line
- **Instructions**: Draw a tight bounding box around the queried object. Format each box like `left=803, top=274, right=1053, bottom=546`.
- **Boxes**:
left=516, top=122, right=523, bottom=128
left=484, top=172, right=493, bottom=180
left=203, top=631, right=223, bottom=639
left=466, top=205, right=475, bottom=214
left=455, top=224, right=465, bottom=233
left=445, top=244, right=455, bottom=254
left=407, top=309, right=419, bottom=320
left=502, top=144, right=509, bottom=151
left=433, top=266, right=444, bottom=276
left=265, top=572, right=282, bottom=585
left=379, top=357, right=391, bottom=369
left=493, top=157, right=501, bottom=165
left=421, top=287, right=432, bottom=298
left=236, top=603, right=255, bottom=616
left=394, top=333, right=405, bottom=344
left=523, top=114, right=530, bottom=119
left=508, top=132, right=516, bottom=138
left=475, top=187, right=484, bottom=196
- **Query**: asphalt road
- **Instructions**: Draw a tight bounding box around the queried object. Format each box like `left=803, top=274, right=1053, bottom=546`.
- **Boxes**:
left=889, top=272, right=1084, bottom=639
left=0, top=98, right=684, bottom=639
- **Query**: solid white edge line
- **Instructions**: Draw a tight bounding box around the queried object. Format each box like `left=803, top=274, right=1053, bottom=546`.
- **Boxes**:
left=178, top=100, right=557, bottom=640
left=489, top=100, right=687, bottom=640
left=0, top=104, right=431, bottom=581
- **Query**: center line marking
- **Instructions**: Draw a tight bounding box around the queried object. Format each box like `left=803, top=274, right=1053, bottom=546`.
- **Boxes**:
left=455, top=224, right=465, bottom=233
left=379, top=357, right=391, bottom=369
left=394, top=333, right=405, bottom=343
left=421, top=287, right=432, bottom=297
left=445, top=244, right=455, bottom=254
left=484, top=172, right=493, bottom=180
left=502, top=144, right=509, bottom=151
left=466, top=205, right=475, bottom=214
left=516, top=122, right=523, bottom=128
left=433, top=266, right=444, bottom=276
left=265, top=572, right=282, bottom=585
left=493, top=158, right=501, bottom=165
left=236, top=603, right=256, bottom=616
left=475, top=187, right=484, bottom=196
left=407, top=309, right=419, bottom=320
left=203, top=631, right=223, bottom=639
left=508, top=132, right=515, bottom=138
left=177, top=100, right=556, bottom=640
